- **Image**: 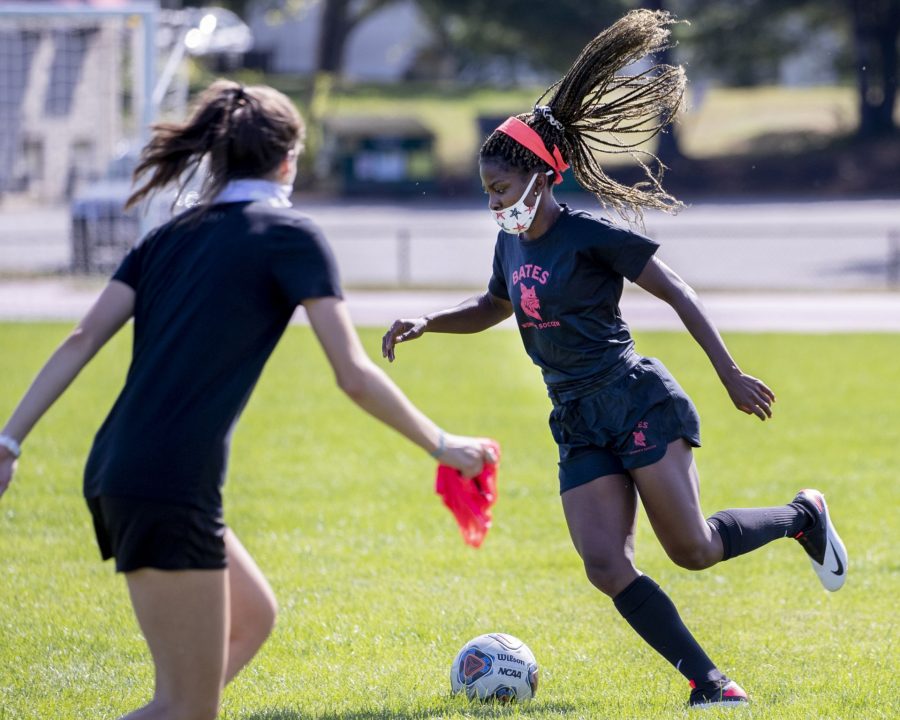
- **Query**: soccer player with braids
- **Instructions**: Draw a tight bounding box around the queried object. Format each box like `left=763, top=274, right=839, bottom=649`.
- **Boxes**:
left=383, top=10, right=847, bottom=708
left=0, top=79, right=495, bottom=719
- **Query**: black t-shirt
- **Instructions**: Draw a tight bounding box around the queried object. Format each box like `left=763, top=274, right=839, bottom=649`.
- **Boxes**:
left=84, top=201, right=342, bottom=512
left=488, top=205, right=658, bottom=389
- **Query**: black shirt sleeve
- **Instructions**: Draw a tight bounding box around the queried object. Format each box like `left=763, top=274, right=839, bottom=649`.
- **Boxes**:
left=111, top=230, right=154, bottom=289
left=590, top=224, right=659, bottom=282
left=488, top=236, right=510, bottom=300
left=266, top=219, right=343, bottom=306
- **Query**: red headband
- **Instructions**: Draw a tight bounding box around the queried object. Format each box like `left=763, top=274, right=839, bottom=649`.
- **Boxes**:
left=495, top=117, right=569, bottom=185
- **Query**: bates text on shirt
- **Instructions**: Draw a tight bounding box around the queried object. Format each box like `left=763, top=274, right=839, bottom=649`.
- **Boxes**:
left=511, top=264, right=550, bottom=285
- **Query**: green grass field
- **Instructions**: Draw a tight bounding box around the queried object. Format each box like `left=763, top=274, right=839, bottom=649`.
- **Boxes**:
left=0, top=323, right=898, bottom=719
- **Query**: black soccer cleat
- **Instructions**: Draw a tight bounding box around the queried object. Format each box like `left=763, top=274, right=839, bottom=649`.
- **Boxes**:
left=792, top=489, right=847, bottom=592
left=689, top=678, right=749, bottom=709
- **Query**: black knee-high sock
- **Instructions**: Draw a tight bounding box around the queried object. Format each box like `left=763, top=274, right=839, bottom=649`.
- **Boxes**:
left=613, top=575, right=723, bottom=686
left=708, top=502, right=813, bottom=560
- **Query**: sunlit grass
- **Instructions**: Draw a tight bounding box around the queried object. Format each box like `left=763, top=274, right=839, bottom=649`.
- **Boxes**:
left=0, top=324, right=897, bottom=719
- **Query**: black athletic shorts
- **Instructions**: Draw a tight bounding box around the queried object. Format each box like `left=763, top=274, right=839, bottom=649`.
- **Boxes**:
left=548, top=357, right=701, bottom=494
left=86, top=495, right=227, bottom=573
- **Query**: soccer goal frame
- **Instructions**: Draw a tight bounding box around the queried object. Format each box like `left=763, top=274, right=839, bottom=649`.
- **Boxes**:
left=0, top=1, right=157, bottom=204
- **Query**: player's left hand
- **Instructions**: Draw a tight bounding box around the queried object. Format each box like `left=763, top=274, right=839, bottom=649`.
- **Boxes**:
left=722, top=371, right=776, bottom=421
left=438, top=435, right=498, bottom=478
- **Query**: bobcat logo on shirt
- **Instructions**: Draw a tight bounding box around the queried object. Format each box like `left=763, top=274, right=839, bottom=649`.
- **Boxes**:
left=519, top=283, right=543, bottom=321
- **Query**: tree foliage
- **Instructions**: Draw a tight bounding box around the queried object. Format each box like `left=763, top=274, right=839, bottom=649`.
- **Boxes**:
left=671, top=0, right=898, bottom=136
left=221, top=0, right=401, bottom=74
left=215, top=0, right=897, bottom=136
left=413, top=0, right=896, bottom=135
left=315, top=0, right=401, bottom=73
left=414, top=0, right=632, bottom=78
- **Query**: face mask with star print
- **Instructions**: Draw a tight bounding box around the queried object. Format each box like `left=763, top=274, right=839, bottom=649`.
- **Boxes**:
left=492, top=172, right=545, bottom=234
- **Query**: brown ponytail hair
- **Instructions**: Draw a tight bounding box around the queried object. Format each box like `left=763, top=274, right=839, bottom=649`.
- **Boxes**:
left=480, top=10, right=686, bottom=222
left=125, top=79, right=303, bottom=210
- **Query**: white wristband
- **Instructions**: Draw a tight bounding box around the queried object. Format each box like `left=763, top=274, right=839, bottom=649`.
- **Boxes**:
left=0, top=434, right=21, bottom=459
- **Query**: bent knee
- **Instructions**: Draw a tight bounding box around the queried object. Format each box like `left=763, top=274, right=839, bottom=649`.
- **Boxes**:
left=157, top=696, right=221, bottom=720
left=260, top=595, right=278, bottom=637
left=256, top=587, right=278, bottom=626
left=238, top=590, right=278, bottom=644
left=665, top=542, right=719, bottom=571
left=179, top=705, right=219, bottom=720
left=581, top=554, right=635, bottom=596
left=249, top=600, right=278, bottom=645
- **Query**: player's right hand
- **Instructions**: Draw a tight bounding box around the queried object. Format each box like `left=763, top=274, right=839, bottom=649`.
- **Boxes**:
left=382, top=317, right=427, bottom=362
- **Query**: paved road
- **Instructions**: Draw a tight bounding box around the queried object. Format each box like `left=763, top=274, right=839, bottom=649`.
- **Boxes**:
left=2, top=196, right=899, bottom=290
left=1, top=279, right=898, bottom=332
left=1, top=196, right=898, bottom=331
left=303, top=196, right=900, bottom=291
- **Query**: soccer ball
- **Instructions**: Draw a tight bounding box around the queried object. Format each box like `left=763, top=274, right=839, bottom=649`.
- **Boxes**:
left=450, top=632, right=539, bottom=703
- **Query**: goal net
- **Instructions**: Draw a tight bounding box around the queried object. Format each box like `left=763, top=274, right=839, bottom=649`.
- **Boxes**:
left=0, top=2, right=156, bottom=203
left=0, top=1, right=157, bottom=272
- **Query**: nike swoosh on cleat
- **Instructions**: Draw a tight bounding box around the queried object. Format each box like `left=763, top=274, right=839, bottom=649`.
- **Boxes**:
left=829, top=545, right=844, bottom=576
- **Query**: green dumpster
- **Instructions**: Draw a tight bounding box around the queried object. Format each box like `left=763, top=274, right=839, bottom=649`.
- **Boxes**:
left=321, top=116, right=436, bottom=195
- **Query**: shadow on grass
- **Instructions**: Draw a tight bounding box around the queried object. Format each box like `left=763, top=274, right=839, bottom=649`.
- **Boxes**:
left=243, top=701, right=578, bottom=719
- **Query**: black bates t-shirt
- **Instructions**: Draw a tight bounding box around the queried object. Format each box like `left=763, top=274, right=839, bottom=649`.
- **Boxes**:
left=83, top=201, right=342, bottom=512
left=488, top=205, right=658, bottom=390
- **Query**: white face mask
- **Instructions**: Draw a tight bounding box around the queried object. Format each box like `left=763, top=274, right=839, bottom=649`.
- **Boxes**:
left=492, top=173, right=542, bottom=234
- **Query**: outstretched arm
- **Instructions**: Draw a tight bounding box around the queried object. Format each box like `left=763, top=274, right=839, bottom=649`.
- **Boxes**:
left=304, top=296, right=496, bottom=477
left=0, top=281, right=135, bottom=497
left=381, top=291, right=512, bottom=362
left=634, top=256, right=775, bottom=421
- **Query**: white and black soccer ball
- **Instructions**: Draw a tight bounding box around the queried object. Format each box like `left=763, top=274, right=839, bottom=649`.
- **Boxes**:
left=450, top=632, right=539, bottom=703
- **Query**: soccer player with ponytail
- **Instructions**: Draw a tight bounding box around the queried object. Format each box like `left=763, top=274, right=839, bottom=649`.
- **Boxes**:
left=383, top=10, right=847, bottom=708
left=0, top=80, right=494, bottom=720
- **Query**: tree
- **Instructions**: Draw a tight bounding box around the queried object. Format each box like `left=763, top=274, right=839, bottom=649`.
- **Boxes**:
left=643, top=0, right=683, bottom=162
left=315, top=0, right=401, bottom=75
left=216, top=0, right=254, bottom=18
left=224, top=0, right=400, bottom=77
left=851, top=0, right=899, bottom=137
left=672, top=0, right=899, bottom=137
left=413, top=0, right=632, bottom=80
